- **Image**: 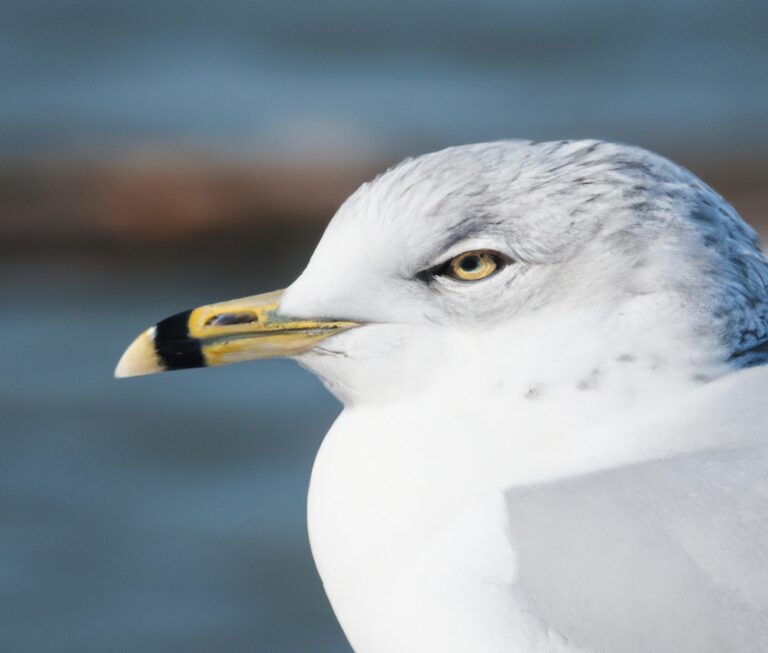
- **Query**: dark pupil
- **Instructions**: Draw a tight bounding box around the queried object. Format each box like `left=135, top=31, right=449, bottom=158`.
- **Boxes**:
left=460, top=255, right=481, bottom=272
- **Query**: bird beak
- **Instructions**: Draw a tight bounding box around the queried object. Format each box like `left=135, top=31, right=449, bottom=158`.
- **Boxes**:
left=115, top=289, right=360, bottom=378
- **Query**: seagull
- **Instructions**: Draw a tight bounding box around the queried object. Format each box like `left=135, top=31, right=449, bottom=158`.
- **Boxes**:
left=116, top=140, right=768, bottom=653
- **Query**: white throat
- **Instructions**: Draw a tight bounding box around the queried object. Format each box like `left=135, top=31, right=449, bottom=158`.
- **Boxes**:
left=302, top=294, right=731, bottom=652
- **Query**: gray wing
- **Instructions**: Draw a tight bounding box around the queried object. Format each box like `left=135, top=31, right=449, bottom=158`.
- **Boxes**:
left=505, top=445, right=768, bottom=653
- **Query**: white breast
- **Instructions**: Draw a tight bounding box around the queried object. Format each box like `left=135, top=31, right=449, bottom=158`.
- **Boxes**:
left=307, top=406, right=530, bottom=653
left=306, top=366, right=768, bottom=653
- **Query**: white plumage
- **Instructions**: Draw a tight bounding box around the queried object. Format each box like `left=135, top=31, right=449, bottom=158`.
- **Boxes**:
left=274, top=140, right=768, bottom=652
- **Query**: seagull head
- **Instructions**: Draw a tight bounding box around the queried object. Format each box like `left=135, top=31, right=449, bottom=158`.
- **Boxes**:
left=116, top=140, right=768, bottom=405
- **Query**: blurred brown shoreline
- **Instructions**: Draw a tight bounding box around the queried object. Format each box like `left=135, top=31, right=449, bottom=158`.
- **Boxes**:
left=0, top=153, right=385, bottom=255
left=1, top=151, right=766, bottom=260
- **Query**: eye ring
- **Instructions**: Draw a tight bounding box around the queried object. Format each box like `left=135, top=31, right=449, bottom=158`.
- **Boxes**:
left=441, top=250, right=509, bottom=282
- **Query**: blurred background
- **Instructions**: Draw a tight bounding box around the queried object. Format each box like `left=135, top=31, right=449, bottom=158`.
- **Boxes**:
left=1, top=1, right=767, bottom=651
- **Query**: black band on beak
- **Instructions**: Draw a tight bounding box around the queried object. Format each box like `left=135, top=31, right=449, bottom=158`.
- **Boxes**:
left=154, top=310, right=205, bottom=371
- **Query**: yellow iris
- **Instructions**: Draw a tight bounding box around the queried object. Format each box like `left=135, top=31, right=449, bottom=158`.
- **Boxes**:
left=448, top=250, right=500, bottom=281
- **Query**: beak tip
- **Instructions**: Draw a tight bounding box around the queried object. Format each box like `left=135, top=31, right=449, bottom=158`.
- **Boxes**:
left=115, top=328, right=164, bottom=379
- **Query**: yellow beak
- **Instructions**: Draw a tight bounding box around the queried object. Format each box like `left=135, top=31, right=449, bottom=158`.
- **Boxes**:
left=115, top=289, right=359, bottom=378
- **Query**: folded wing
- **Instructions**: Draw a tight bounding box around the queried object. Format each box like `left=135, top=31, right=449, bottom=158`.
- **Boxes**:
left=505, top=445, right=768, bottom=652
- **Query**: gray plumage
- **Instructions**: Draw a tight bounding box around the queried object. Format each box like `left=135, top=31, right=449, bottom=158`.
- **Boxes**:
left=506, top=445, right=768, bottom=652
left=277, top=139, right=768, bottom=653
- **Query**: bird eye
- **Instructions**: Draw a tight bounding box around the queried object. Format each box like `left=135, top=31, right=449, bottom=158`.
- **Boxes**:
left=442, top=250, right=507, bottom=281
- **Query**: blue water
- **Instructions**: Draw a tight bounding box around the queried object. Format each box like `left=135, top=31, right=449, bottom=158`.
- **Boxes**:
left=1, top=0, right=766, bottom=157
left=0, top=260, right=352, bottom=652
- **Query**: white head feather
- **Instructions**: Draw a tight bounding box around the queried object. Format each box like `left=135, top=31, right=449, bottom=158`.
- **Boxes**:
left=281, top=140, right=768, bottom=652
left=281, top=139, right=768, bottom=405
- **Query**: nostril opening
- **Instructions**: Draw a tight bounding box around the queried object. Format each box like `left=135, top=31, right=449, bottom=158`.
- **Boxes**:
left=206, top=312, right=258, bottom=326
